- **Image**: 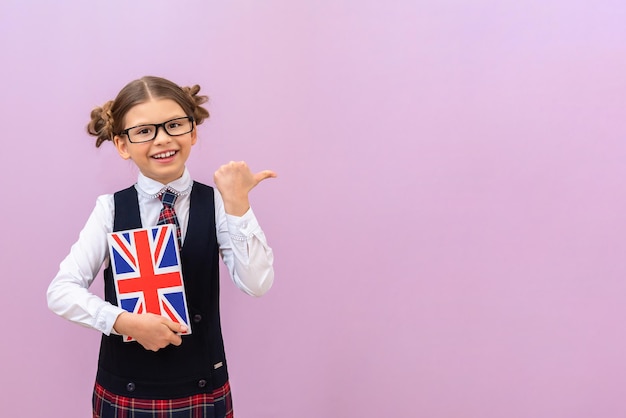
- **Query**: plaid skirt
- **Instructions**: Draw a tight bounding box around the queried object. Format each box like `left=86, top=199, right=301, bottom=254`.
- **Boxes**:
left=92, top=381, right=233, bottom=418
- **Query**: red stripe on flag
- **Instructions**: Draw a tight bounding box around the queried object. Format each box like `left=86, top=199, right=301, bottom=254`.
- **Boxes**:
left=161, top=299, right=178, bottom=322
left=112, top=234, right=136, bottom=266
left=153, top=226, right=168, bottom=265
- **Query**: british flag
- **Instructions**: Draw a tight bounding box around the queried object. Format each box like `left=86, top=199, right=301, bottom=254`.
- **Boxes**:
left=107, top=224, right=192, bottom=342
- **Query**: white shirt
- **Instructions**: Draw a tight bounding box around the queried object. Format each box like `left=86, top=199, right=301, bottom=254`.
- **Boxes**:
left=47, top=168, right=274, bottom=335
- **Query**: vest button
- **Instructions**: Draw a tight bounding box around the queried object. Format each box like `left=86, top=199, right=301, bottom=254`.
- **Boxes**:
left=193, top=314, right=202, bottom=323
left=126, top=382, right=136, bottom=392
left=198, top=379, right=207, bottom=388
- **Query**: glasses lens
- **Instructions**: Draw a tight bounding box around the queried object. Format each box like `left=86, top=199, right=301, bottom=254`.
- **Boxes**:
left=128, top=125, right=156, bottom=142
left=165, top=117, right=192, bottom=136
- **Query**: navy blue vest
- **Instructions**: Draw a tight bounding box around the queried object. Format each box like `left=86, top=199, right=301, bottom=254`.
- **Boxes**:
left=96, top=182, right=229, bottom=399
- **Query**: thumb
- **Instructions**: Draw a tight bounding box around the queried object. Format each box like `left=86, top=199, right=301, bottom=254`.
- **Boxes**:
left=163, top=318, right=187, bottom=334
left=253, top=170, right=277, bottom=185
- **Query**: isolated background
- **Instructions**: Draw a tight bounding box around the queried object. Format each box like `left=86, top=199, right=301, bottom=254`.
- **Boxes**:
left=2, top=1, right=626, bottom=417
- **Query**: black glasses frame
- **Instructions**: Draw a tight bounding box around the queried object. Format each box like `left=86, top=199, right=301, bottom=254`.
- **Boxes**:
left=119, top=116, right=195, bottom=143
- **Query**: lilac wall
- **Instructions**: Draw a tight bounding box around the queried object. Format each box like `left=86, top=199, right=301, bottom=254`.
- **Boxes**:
left=2, top=1, right=626, bottom=417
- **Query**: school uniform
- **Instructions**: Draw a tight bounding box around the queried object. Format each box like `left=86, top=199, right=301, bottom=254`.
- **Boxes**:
left=48, top=168, right=274, bottom=417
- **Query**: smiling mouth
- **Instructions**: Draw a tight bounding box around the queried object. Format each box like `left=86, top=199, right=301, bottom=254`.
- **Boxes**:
left=152, top=150, right=178, bottom=159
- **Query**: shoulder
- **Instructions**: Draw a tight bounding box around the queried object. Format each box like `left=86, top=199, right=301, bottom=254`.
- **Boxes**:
left=113, top=185, right=138, bottom=198
left=81, top=194, right=115, bottom=233
left=192, top=181, right=217, bottom=201
left=189, top=181, right=222, bottom=214
left=94, top=193, right=115, bottom=210
left=192, top=180, right=214, bottom=191
left=93, top=184, right=135, bottom=218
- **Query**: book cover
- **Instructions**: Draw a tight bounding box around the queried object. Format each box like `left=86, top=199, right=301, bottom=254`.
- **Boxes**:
left=107, top=224, right=192, bottom=342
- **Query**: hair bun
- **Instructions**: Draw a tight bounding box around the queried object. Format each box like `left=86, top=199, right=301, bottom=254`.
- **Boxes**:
left=87, top=100, right=115, bottom=147
left=183, top=84, right=209, bottom=124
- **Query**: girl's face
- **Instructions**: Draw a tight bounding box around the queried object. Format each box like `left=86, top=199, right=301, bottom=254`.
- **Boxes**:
left=113, top=98, right=197, bottom=185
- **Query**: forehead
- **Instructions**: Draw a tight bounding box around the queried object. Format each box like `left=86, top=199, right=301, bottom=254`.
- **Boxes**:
left=123, top=99, right=186, bottom=127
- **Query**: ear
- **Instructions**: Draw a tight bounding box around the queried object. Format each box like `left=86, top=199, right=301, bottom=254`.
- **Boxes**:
left=190, top=127, right=198, bottom=146
left=113, top=135, right=132, bottom=160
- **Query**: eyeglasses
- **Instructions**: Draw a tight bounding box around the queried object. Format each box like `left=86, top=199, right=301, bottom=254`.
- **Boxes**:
left=119, top=116, right=195, bottom=143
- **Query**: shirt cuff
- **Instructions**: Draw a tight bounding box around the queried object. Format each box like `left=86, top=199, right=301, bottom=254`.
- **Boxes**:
left=97, top=304, right=127, bottom=336
left=226, top=207, right=260, bottom=241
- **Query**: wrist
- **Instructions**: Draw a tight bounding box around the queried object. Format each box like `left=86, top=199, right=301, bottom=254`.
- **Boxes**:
left=223, top=197, right=250, bottom=217
left=112, top=311, right=134, bottom=336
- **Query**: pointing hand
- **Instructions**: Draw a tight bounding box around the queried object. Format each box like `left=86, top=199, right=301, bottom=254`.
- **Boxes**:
left=214, top=161, right=276, bottom=216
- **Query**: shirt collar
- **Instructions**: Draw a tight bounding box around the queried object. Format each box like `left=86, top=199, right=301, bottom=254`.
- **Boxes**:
left=135, top=168, right=193, bottom=199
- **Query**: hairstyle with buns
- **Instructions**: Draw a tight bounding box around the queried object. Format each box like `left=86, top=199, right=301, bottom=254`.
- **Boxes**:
left=87, top=76, right=209, bottom=147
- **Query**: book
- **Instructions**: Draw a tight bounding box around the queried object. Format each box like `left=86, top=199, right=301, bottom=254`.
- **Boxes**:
left=107, top=224, right=192, bottom=342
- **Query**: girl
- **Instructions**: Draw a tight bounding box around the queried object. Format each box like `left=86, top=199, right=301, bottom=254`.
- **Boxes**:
left=47, top=76, right=276, bottom=418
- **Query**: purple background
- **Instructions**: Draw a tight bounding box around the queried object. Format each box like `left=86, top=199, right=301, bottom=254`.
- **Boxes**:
left=2, top=1, right=626, bottom=417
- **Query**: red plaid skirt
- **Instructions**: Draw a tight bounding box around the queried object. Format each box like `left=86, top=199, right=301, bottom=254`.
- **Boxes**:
left=92, top=381, right=233, bottom=418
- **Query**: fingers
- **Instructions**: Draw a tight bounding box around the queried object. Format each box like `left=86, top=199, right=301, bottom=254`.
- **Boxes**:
left=215, top=161, right=275, bottom=178
left=168, top=332, right=183, bottom=347
left=215, top=160, right=249, bottom=175
left=163, top=318, right=188, bottom=334
left=163, top=318, right=186, bottom=346
left=214, top=161, right=276, bottom=188
left=132, top=314, right=188, bottom=351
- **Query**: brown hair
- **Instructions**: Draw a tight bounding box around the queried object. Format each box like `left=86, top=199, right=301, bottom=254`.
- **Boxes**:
left=87, top=76, right=210, bottom=147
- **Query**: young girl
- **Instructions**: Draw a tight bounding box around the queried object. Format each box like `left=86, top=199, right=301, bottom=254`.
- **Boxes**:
left=47, top=76, right=276, bottom=418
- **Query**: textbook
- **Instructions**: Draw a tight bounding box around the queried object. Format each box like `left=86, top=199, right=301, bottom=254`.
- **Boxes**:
left=107, top=224, right=192, bottom=342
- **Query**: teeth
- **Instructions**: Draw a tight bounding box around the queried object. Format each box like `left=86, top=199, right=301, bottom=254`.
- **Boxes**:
left=153, top=151, right=176, bottom=159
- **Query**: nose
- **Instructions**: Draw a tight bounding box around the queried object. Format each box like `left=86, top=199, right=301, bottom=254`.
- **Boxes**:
left=152, top=125, right=171, bottom=144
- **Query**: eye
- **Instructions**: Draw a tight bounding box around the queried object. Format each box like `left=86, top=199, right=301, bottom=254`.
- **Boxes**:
left=132, top=126, right=154, bottom=136
left=167, top=122, right=182, bottom=129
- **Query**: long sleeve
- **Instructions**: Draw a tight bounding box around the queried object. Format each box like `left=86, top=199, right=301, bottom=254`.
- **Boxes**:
left=46, top=195, right=126, bottom=335
left=214, top=190, right=274, bottom=296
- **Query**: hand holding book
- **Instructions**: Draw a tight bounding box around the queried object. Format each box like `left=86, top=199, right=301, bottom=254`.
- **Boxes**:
left=113, top=312, right=187, bottom=352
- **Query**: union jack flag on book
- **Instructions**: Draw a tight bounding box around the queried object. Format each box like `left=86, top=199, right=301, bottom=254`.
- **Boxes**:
left=107, top=224, right=192, bottom=342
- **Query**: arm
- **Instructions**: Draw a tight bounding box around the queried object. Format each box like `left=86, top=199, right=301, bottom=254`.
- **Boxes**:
left=214, top=161, right=276, bottom=296
left=46, top=195, right=124, bottom=334
left=47, top=195, right=185, bottom=351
